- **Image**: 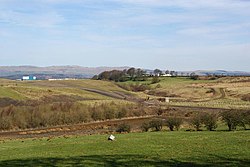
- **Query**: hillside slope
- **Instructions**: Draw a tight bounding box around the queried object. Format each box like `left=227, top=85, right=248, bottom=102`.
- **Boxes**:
left=0, top=66, right=129, bottom=79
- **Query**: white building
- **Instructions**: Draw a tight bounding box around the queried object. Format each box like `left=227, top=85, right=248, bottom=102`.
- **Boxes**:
left=22, top=76, right=36, bottom=80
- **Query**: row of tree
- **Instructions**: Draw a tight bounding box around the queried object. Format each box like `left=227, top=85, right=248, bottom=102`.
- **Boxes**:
left=139, top=110, right=250, bottom=132
left=93, top=68, right=146, bottom=82
left=0, top=102, right=156, bottom=131
left=93, top=68, right=181, bottom=82
left=151, top=69, right=178, bottom=76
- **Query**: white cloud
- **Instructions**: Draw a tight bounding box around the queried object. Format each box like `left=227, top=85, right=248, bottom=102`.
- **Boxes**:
left=0, top=0, right=250, bottom=70
left=0, top=10, right=64, bottom=28
left=112, top=0, right=250, bottom=10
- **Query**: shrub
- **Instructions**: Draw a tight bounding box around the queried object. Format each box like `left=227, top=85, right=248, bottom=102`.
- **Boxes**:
left=91, top=108, right=104, bottom=121
left=157, top=107, right=164, bottom=116
left=244, top=111, right=250, bottom=127
left=0, top=101, right=150, bottom=130
left=0, top=117, right=12, bottom=130
left=221, top=110, right=241, bottom=131
left=241, top=94, right=250, bottom=102
left=165, top=117, right=183, bottom=131
left=155, top=84, right=162, bottom=89
left=103, top=109, right=115, bottom=120
left=149, top=119, right=163, bottom=131
left=151, top=76, right=160, bottom=84
left=238, top=111, right=250, bottom=130
left=117, top=107, right=128, bottom=119
left=190, top=75, right=199, bottom=80
left=140, top=122, right=150, bottom=132
left=131, top=83, right=151, bottom=92
left=190, top=113, right=204, bottom=131
left=118, top=83, right=150, bottom=92
left=202, top=113, right=218, bottom=131
left=116, top=123, right=131, bottom=133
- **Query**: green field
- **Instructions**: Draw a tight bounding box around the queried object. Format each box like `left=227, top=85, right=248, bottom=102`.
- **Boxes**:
left=0, top=131, right=249, bottom=166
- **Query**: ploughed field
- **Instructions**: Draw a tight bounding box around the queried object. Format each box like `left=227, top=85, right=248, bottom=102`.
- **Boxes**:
left=0, top=131, right=249, bottom=167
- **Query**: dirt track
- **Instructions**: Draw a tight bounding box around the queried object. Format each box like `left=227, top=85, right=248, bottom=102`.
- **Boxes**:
left=219, top=88, right=226, bottom=99
left=81, top=88, right=126, bottom=99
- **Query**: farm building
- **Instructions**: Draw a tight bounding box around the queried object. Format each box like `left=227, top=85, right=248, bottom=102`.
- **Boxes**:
left=22, top=76, right=36, bottom=80
left=162, top=74, right=172, bottom=77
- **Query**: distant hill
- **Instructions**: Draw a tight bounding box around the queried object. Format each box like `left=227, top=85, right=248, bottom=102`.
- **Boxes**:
left=145, top=69, right=250, bottom=76
left=191, top=70, right=250, bottom=76
left=0, top=66, right=129, bottom=80
left=0, top=66, right=249, bottom=80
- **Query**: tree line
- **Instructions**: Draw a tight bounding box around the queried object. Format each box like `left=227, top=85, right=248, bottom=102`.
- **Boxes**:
left=113, top=110, right=250, bottom=133
left=92, top=68, right=146, bottom=82
left=92, top=67, right=180, bottom=82
left=0, top=102, right=156, bottom=131
left=139, top=110, right=250, bottom=132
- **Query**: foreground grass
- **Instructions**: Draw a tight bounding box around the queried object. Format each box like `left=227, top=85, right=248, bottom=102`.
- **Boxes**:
left=0, top=131, right=249, bottom=166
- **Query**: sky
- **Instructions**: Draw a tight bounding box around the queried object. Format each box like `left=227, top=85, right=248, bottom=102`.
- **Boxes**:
left=0, top=0, right=250, bottom=71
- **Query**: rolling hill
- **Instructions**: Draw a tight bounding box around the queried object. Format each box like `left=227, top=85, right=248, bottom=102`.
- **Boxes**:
left=0, top=66, right=129, bottom=80
left=1, top=66, right=250, bottom=80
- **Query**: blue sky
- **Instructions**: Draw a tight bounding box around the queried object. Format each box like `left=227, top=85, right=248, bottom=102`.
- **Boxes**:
left=0, top=0, right=250, bottom=71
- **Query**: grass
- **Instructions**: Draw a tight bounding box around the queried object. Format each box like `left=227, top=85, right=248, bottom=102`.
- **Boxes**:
left=0, top=87, right=25, bottom=100
left=120, top=77, right=250, bottom=109
left=0, top=131, right=249, bottom=166
left=170, top=98, right=250, bottom=109
left=1, top=77, right=250, bottom=109
left=0, top=79, right=132, bottom=102
left=28, top=79, right=129, bottom=92
left=54, top=87, right=112, bottom=100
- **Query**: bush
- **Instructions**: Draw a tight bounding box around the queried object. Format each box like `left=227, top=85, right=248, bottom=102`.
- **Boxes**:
left=157, top=107, right=164, bottom=116
left=116, top=123, right=131, bottom=133
left=241, top=94, right=250, bottom=102
left=221, top=110, right=241, bottom=131
left=238, top=111, right=250, bottom=130
left=140, top=122, right=150, bottom=132
left=190, top=113, right=204, bottom=131
left=203, top=113, right=218, bottom=131
left=190, top=112, right=218, bottom=131
left=190, top=75, right=199, bottom=80
left=165, top=117, right=183, bottom=131
left=118, top=83, right=150, bottom=92
left=131, top=83, right=151, bottom=92
left=151, top=76, right=160, bottom=84
left=149, top=119, right=163, bottom=131
left=0, top=101, right=151, bottom=130
left=0, top=117, right=12, bottom=130
left=155, top=84, right=162, bottom=89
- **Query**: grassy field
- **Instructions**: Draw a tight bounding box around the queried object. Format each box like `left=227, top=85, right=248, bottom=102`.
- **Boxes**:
left=120, top=76, right=250, bottom=109
left=0, top=87, right=26, bottom=100
left=0, top=131, right=249, bottom=166
left=170, top=98, right=250, bottom=110
left=0, top=79, right=133, bottom=105
left=1, top=77, right=250, bottom=109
